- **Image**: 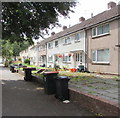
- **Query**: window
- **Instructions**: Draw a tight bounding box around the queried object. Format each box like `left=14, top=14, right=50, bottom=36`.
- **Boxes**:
left=63, top=55, right=71, bottom=62
left=48, top=55, right=53, bottom=62
left=55, top=55, right=59, bottom=61
left=41, top=45, right=46, bottom=50
left=38, top=45, right=45, bottom=51
left=39, top=56, right=43, bottom=62
left=76, top=53, right=80, bottom=61
left=97, top=26, right=103, bottom=35
left=76, top=53, right=82, bottom=62
left=48, top=42, right=53, bottom=49
left=92, top=28, right=96, bottom=36
left=80, top=53, right=82, bottom=63
left=64, top=37, right=71, bottom=44
left=32, top=57, right=36, bottom=62
left=38, top=46, right=41, bottom=51
left=92, top=24, right=109, bottom=37
left=55, top=40, right=58, bottom=47
left=92, top=49, right=109, bottom=63
left=75, top=33, right=81, bottom=42
left=92, top=51, right=96, bottom=62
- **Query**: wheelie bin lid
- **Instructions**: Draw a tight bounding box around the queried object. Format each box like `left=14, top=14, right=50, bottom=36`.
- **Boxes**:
left=43, top=71, right=59, bottom=75
left=23, top=67, right=36, bottom=70
left=57, top=76, right=70, bottom=80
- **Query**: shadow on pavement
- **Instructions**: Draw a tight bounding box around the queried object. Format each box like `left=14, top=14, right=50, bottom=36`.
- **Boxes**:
left=2, top=79, right=94, bottom=116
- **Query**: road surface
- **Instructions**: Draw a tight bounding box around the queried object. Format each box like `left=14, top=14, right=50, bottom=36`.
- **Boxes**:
left=1, top=66, right=94, bottom=116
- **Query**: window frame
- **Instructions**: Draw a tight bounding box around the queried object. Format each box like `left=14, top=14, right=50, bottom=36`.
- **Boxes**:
left=75, top=33, right=81, bottom=42
left=63, top=55, right=71, bottom=63
left=92, top=49, right=110, bottom=64
left=64, top=37, right=71, bottom=45
left=48, top=55, right=53, bottom=62
left=92, top=24, right=109, bottom=38
left=55, top=40, right=58, bottom=47
left=48, top=42, right=53, bottom=49
left=39, top=56, right=43, bottom=62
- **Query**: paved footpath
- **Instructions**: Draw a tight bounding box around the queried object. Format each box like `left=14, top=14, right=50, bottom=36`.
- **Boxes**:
left=0, top=66, right=94, bottom=116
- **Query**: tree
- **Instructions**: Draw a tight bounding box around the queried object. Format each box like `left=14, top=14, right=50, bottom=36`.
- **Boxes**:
left=2, top=40, right=13, bottom=66
left=1, top=40, right=30, bottom=66
left=12, top=41, right=30, bottom=60
left=2, top=2, right=77, bottom=44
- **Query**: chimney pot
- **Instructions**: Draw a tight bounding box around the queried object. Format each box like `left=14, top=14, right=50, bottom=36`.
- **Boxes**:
left=51, top=32, right=55, bottom=36
left=63, top=26, right=67, bottom=30
left=108, top=2, right=116, bottom=9
left=91, top=13, right=93, bottom=18
left=79, top=17, right=85, bottom=22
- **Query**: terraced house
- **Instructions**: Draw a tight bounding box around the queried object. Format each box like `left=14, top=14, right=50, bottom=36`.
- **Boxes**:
left=46, top=26, right=86, bottom=69
left=86, top=2, right=120, bottom=75
left=20, top=2, right=120, bottom=75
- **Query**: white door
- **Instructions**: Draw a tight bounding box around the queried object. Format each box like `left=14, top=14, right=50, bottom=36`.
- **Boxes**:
left=75, top=52, right=83, bottom=68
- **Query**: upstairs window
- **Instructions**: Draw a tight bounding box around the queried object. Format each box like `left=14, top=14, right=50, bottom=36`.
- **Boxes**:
left=48, top=42, right=53, bottom=49
left=92, top=24, right=109, bottom=37
left=55, top=40, right=58, bottom=47
left=75, top=33, right=81, bottom=42
left=39, top=56, right=43, bottom=62
left=64, top=37, right=71, bottom=44
left=38, top=46, right=41, bottom=51
left=39, top=45, right=45, bottom=51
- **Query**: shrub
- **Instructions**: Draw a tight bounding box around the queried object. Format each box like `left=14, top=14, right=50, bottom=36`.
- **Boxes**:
left=18, top=58, right=21, bottom=61
left=24, top=59, right=30, bottom=65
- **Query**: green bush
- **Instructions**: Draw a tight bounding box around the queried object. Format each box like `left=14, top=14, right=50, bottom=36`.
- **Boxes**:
left=24, top=59, right=30, bottom=65
left=18, top=58, right=21, bottom=61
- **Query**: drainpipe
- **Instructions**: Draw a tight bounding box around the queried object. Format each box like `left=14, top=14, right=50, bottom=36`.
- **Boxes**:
left=115, top=44, right=120, bottom=76
left=84, top=29, right=88, bottom=71
left=45, top=43, right=47, bottom=67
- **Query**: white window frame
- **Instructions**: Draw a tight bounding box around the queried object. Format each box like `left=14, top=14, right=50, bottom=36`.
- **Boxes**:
left=76, top=53, right=80, bottom=62
left=55, top=55, right=59, bottom=62
left=64, top=37, right=71, bottom=45
left=48, top=55, right=53, bottom=62
left=92, top=49, right=110, bottom=63
left=75, top=33, right=81, bottom=42
left=55, top=40, right=58, bottom=47
left=48, top=42, right=53, bottom=49
left=92, top=24, right=109, bottom=37
left=63, top=55, right=71, bottom=63
left=39, top=56, right=43, bottom=62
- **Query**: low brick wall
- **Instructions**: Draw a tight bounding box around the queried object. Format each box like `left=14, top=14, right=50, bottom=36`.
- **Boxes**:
left=31, top=75, right=44, bottom=86
left=18, top=70, right=24, bottom=76
left=18, top=71, right=120, bottom=116
left=69, top=88, right=120, bottom=116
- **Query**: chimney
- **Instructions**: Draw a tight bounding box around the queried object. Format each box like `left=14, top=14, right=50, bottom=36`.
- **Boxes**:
left=91, top=13, right=93, bottom=18
left=108, top=2, right=116, bottom=9
left=79, top=17, right=85, bottom=23
left=51, top=32, right=55, bottom=36
left=63, top=26, right=67, bottom=30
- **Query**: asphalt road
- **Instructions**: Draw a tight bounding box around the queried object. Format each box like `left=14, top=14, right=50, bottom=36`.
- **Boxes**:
left=1, top=66, right=94, bottom=116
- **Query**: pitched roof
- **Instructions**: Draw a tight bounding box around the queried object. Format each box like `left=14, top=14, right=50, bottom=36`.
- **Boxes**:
left=40, top=4, right=120, bottom=45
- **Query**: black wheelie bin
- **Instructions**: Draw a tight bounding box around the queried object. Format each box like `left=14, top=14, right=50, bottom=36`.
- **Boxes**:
left=43, top=71, right=59, bottom=95
left=23, top=67, right=36, bottom=81
left=55, top=76, right=70, bottom=101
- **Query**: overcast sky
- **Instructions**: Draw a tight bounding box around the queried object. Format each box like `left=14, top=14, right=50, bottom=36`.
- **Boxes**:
left=35, top=0, right=119, bottom=42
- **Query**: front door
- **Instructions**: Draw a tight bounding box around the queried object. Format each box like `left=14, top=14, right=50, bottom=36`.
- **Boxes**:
left=75, top=52, right=83, bottom=68
left=42, top=55, right=46, bottom=66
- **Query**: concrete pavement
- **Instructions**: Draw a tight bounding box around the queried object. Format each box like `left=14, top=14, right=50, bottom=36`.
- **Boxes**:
left=1, top=66, right=94, bottom=116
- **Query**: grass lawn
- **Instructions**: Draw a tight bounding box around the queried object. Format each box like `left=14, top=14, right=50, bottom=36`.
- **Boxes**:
left=28, top=68, right=119, bottom=102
